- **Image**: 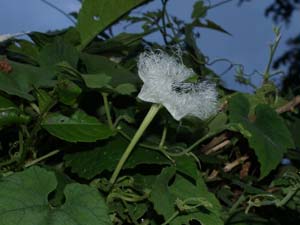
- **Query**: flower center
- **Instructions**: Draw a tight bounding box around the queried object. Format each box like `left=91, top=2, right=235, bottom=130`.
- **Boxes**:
left=171, top=81, right=198, bottom=94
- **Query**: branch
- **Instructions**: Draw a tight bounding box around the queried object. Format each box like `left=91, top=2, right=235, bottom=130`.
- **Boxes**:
left=276, top=95, right=300, bottom=114
left=201, top=132, right=231, bottom=153
left=204, top=139, right=231, bottom=155
left=223, top=155, right=249, bottom=172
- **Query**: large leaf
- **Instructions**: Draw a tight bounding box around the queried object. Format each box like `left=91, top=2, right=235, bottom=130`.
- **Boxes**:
left=8, top=40, right=39, bottom=65
left=77, top=0, right=148, bottom=50
left=56, top=79, right=82, bottom=106
left=150, top=167, right=223, bottom=225
left=228, top=94, right=295, bottom=178
left=38, top=38, right=79, bottom=69
left=64, top=135, right=170, bottom=179
left=80, top=53, right=139, bottom=95
left=85, top=32, right=146, bottom=54
left=42, top=110, right=113, bottom=142
left=0, top=166, right=111, bottom=225
left=80, top=53, right=138, bottom=87
left=0, top=59, right=55, bottom=100
left=174, top=154, right=200, bottom=181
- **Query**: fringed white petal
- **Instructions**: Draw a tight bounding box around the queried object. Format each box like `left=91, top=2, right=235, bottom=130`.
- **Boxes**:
left=137, top=50, right=218, bottom=120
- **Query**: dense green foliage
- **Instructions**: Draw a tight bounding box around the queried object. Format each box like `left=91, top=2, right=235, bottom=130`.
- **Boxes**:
left=0, top=0, right=300, bottom=224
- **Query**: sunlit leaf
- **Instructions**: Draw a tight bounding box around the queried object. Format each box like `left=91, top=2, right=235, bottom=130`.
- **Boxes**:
left=77, top=0, right=148, bottom=50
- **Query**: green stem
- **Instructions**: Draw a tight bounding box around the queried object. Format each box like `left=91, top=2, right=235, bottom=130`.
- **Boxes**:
left=166, top=132, right=213, bottom=157
left=276, top=189, right=298, bottom=207
left=109, top=104, right=161, bottom=185
left=18, top=100, right=56, bottom=166
left=118, top=129, right=160, bottom=151
left=118, top=129, right=174, bottom=163
left=101, top=92, right=114, bottom=129
left=161, top=211, right=179, bottom=225
left=159, top=126, right=167, bottom=149
left=24, top=149, right=60, bottom=168
left=229, top=193, right=246, bottom=214
left=263, top=33, right=281, bottom=83
left=18, top=128, right=24, bottom=159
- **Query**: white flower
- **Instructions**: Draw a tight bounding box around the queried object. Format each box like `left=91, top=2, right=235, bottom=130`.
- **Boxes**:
left=137, top=50, right=218, bottom=120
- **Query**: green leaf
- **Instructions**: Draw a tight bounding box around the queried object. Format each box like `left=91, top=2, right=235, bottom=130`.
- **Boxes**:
left=85, top=32, right=146, bottom=53
left=0, top=166, right=111, bottom=225
left=192, top=1, right=207, bottom=19
left=0, top=95, right=16, bottom=108
left=114, top=83, right=137, bottom=95
left=35, top=89, right=53, bottom=113
left=226, top=211, right=271, bottom=225
left=228, top=94, right=295, bottom=178
left=150, top=167, right=223, bottom=225
left=0, top=95, right=30, bottom=127
left=80, top=53, right=138, bottom=88
left=194, top=19, right=231, bottom=35
left=8, top=40, right=39, bottom=65
left=174, top=154, right=199, bottom=181
left=170, top=175, right=223, bottom=225
left=150, top=167, right=177, bottom=218
left=42, top=110, right=113, bottom=142
left=57, top=79, right=82, bottom=106
left=208, top=112, right=228, bottom=132
left=82, top=73, right=112, bottom=89
left=64, top=135, right=170, bottom=179
left=0, top=59, right=55, bottom=100
left=29, top=28, right=80, bottom=48
left=286, top=114, right=300, bottom=148
left=38, top=38, right=79, bottom=69
left=77, top=0, right=148, bottom=50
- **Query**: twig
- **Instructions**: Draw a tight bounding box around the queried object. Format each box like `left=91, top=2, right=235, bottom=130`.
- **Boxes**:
left=208, top=0, right=236, bottom=9
left=207, top=169, right=219, bottom=181
left=201, top=132, right=230, bottom=153
left=205, top=139, right=231, bottom=155
left=223, top=155, right=249, bottom=172
left=40, top=0, right=76, bottom=25
left=276, top=95, right=300, bottom=114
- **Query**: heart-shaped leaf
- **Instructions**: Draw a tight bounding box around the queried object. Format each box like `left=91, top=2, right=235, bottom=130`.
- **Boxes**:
left=149, top=167, right=223, bottom=225
left=228, top=94, right=295, bottom=178
left=0, top=166, right=111, bottom=225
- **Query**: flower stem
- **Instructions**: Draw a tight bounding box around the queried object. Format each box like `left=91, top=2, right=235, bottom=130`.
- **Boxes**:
left=101, top=92, right=113, bottom=130
left=109, top=104, right=161, bottom=185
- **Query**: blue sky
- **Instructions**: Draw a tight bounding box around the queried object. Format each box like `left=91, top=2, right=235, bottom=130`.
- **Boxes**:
left=0, top=0, right=299, bottom=92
